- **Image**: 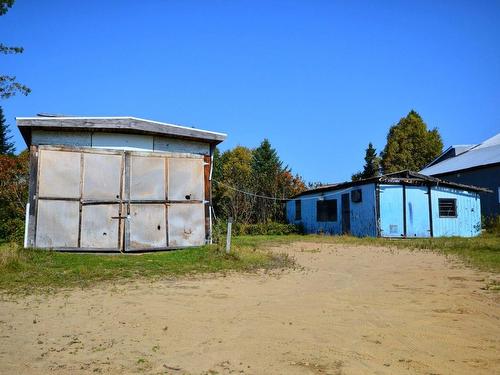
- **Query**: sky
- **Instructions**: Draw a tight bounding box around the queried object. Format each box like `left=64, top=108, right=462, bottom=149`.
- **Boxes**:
left=1, top=0, right=499, bottom=183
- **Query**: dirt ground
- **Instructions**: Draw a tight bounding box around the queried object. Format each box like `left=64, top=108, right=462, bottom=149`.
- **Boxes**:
left=1, top=243, right=499, bottom=375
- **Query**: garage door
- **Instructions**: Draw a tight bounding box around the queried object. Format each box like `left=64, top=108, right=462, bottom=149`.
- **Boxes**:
left=34, top=147, right=206, bottom=251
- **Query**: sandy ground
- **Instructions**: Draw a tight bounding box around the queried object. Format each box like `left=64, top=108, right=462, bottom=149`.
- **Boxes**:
left=0, top=243, right=499, bottom=375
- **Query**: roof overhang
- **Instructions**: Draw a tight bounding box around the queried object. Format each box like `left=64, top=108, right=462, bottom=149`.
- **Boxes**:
left=16, top=116, right=227, bottom=146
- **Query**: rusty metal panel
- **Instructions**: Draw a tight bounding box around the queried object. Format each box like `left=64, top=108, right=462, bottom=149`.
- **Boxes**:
left=38, top=150, right=81, bottom=198
left=82, top=153, right=122, bottom=200
left=130, top=156, right=166, bottom=200
left=168, top=158, right=204, bottom=201
left=36, top=200, right=79, bottom=248
left=168, top=203, right=205, bottom=247
left=80, top=204, right=120, bottom=249
left=128, top=204, right=167, bottom=249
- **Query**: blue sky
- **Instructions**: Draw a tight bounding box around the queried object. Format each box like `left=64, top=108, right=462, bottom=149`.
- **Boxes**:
left=1, top=0, right=499, bottom=182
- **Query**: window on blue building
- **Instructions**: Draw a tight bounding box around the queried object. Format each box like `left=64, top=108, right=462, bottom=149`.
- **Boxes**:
left=295, top=200, right=302, bottom=220
left=317, top=199, right=337, bottom=222
left=438, top=198, right=457, bottom=217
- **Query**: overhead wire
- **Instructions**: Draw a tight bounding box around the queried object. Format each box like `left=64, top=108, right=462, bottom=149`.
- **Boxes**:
left=212, top=179, right=354, bottom=201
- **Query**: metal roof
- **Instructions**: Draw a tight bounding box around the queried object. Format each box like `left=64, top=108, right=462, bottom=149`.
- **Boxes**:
left=292, top=170, right=490, bottom=199
left=420, top=133, right=500, bottom=176
left=16, top=116, right=227, bottom=145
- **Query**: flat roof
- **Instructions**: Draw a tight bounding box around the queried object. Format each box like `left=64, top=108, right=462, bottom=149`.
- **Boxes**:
left=16, top=116, right=227, bottom=146
left=292, top=170, right=491, bottom=199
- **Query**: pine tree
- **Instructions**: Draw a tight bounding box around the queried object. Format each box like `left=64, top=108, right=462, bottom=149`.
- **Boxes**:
left=352, top=142, right=381, bottom=181
left=251, top=139, right=283, bottom=222
left=0, top=106, right=15, bottom=155
left=381, top=110, right=443, bottom=173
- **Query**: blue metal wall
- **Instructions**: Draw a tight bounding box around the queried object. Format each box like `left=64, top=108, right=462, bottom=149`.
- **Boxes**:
left=286, top=183, right=377, bottom=237
left=378, top=185, right=404, bottom=237
left=430, top=186, right=481, bottom=237
left=405, top=186, right=431, bottom=237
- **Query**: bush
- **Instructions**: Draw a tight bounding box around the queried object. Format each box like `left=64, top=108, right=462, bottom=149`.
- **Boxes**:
left=483, top=215, right=500, bottom=236
left=0, top=151, right=29, bottom=244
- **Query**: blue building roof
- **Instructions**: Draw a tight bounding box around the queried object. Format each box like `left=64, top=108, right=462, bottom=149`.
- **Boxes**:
left=420, top=133, right=500, bottom=176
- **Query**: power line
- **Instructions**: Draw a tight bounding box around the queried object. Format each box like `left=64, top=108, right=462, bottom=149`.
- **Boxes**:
left=212, top=179, right=353, bottom=201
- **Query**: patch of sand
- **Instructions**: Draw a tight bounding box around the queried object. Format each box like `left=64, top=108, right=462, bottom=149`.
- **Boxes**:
left=0, top=243, right=499, bottom=374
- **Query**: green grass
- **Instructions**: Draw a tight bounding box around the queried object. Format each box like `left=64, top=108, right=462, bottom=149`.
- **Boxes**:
left=231, top=233, right=500, bottom=273
left=1, top=233, right=498, bottom=294
left=0, top=242, right=293, bottom=294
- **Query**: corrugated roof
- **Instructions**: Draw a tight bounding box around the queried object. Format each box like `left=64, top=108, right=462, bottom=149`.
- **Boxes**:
left=420, top=133, right=500, bottom=176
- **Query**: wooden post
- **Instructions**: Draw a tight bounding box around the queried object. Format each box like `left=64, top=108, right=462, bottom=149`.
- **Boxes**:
left=225, top=218, right=233, bottom=254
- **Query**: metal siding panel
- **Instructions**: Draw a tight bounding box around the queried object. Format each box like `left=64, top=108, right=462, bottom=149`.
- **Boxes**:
left=38, top=150, right=81, bottom=198
left=431, top=187, right=481, bottom=237
left=32, top=130, right=92, bottom=147
left=153, top=136, right=210, bottom=155
left=168, top=204, right=205, bottom=246
left=130, top=156, right=166, bottom=200
left=82, top=153, right=123, bottom=200
left=80, top=204, right=120, bottom=249
left=405, top=186, right=431, bottom=237
left=36, top=200, right=80, bottom=248
left=168, top=158, right=204, bottom=201
left=92, top=132, right=154, bottom=151
left=128, top=204, right=167, bottom=249
left=379, top=185, right=404, bottom=237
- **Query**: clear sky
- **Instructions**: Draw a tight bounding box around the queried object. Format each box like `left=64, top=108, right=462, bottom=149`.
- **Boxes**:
left=1, top=0, right=499, bottom=182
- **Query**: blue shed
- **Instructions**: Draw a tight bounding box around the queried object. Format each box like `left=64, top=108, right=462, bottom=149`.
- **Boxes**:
left=286, top=171, right=488, bottom=238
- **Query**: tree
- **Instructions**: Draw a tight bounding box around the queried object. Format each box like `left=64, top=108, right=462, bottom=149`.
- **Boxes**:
left=352, top=142, right=381, bottom=181
left=1, top=0, right=31, bottom=99
left=251, top=139, right=283, bottom=222
left=213, top=146, right=255, bottom=224
left=381, top=110, right=443, bottom=173
left=0, top=149, right=29, bottom=241
left=0, top=106, right=14, bottom=154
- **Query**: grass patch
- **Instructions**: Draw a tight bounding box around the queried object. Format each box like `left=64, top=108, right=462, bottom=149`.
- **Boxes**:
left=232, top=233, right=500, bottom=273
left=0, top=242, right=294, bottom=294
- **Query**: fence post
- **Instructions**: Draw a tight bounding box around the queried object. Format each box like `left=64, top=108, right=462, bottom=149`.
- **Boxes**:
left=226, top=217, right=233, bottom=254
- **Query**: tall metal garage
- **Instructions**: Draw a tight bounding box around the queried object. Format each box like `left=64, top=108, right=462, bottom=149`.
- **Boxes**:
left=17, top=116, right=226, bottom=252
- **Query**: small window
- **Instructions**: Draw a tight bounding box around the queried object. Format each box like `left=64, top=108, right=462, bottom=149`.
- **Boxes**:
left=351, top=189, right=362, bottom=203
left=317, top=199, right=337, bottom=222
left=295, top=200, right=302, bottom=220
left=439, top=198, right=457, bottom=217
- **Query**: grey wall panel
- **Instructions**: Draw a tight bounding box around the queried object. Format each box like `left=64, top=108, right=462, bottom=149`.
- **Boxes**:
left=38, top=150, right=81, bottom=198
left=82, top=153, right=122, bottom=200
left=80, top=204, right=120, bottom=249
left=153, top=136, right=210, bottom=155
left=92, top=132, right=154, bottom=151
left=168, top=158, right=204, bottom=201
left=168, top=203, right=205, bottom=247
left=128, top=204, right=167, bottom=249
left=32, top=130, right=91, bottom=147
left=130, top=156, right=166, bottom=200
left=36, top=200, right=79, bottom=248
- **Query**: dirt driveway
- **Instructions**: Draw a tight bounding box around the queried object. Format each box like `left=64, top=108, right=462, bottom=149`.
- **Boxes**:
left=1, top=242, right=499, bottom=374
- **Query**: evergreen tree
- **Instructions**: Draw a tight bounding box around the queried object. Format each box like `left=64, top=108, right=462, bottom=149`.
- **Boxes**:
left=352, top=142, right=381, bottom=181
left=381, top=110, right=443, bottom=173
left=251, top=139, right=283, bottom=222
left=0, top=106, right=14, bottom=155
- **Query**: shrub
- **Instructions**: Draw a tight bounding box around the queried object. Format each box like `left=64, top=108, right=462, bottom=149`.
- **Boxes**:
left=0, top=151, right=29, bottom=244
